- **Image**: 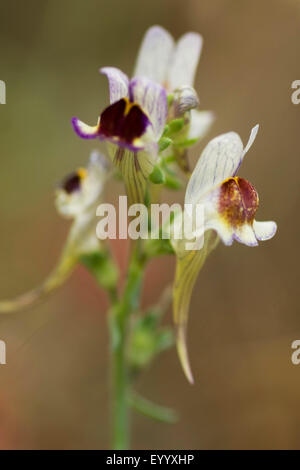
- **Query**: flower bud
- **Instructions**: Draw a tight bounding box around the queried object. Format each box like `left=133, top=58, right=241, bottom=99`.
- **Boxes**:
left=173, top=86, right=199, bottom=117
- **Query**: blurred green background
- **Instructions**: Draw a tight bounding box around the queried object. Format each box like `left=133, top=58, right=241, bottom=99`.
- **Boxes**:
left=0, top=0, right=299, bottom=449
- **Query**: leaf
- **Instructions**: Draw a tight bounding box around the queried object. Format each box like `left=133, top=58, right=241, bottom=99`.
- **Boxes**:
left=80, top=251, right=118, bottom=291
left=174, top=137, right=198, bottom=148
left=167, top=118, right=185, bottom=135
left=149, top=165, right=166, bottom=184
left=164, top=173, right=182, bottom=190
left=129, top=391, right=179, bottom=424
left=158, top=137, right=172, bottom=153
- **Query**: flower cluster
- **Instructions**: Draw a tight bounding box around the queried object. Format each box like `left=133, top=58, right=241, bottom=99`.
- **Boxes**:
left=71, top=25, right=276, bottom=382
left=72, top=26, right=213, bottom=203
left=0, top=26, right=277, bottom=389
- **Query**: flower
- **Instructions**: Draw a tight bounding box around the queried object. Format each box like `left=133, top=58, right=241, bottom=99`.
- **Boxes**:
left=55, top=149, right=108, bottom=256
left=55, top=151, right=108, bottom=242
left=172, top=125, right=277, bottom=383
left=0, top=151, right=108, bottom=313
left=72, top=71, right=167, bottom=205
left=134, top=26, right=201, bottom=92
left=72, top=25, right=215, bottom=200
left=134, top=25, right=214, bottom=144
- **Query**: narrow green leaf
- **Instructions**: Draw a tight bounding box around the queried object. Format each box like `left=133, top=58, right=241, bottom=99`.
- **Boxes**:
left=174, top=137, right=198, bottom=148
left=164, top=174, right=182, bottom=190
left=158, top=136, right=172, bottom=153
left=129, top=391, right=179, bottom=424
left=167, top=118, right=185, bottom=135
left=162, top=124, right=170, bottom=137
left=80, top=251, right=118, bottom=291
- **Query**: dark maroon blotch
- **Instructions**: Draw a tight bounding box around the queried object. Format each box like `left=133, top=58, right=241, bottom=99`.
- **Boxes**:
left=219, top=177, right=259, bottom=226
left=100, top=98, right=150, bottom=144
left=61, top=172, right=81, bottom=194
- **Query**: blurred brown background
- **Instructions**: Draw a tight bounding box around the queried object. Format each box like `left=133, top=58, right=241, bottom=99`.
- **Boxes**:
left=0, top=0, right=299, bottom=449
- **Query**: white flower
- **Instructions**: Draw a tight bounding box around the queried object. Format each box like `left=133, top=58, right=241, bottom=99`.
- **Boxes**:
left=172, top=125, right=277, bottom=383
left=184, top=124, right=277, bottom=246
left=56, top=150, right=107, bottom=218
left=72, top=72, right=167, bottom=204
left=0, top=151, right=108, bottom=314
left=134, top=25, right=214, bottom=141
left=55, top=150, right=108, bottom=254
left=134, top=26, right=202, bottom=92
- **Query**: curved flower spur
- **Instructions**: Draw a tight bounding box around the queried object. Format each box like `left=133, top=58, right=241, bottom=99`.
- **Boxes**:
left=0, top=151, right=110, bottom=313
left=171, top=125, right=277, bottom=383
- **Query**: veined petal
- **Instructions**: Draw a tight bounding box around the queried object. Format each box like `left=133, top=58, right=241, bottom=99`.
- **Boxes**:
left=173, top=231, right=219, bottom=383
left=134, top=25, right=175, bottom=86
left=129, top=77, right=167, bottom=139
left=169, top=33, right=203, bottom=91
left=186, top=131, right=243, bottom=206
left=100, top=67, right=129, bottom=104
left=185, top=125, right=259, bottom=206
left=188, top=109, right=215, bottom=141
left=109, top=144, right=157, bottom=205
left=72, top=117, right=100, bottom=139
left=253, top=220, right=277, bottom=241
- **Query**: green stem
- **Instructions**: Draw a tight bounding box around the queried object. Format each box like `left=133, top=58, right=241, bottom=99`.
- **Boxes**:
left=109, top=242, right=145, bottom=450
left=110, top=304, right=128, bottom=449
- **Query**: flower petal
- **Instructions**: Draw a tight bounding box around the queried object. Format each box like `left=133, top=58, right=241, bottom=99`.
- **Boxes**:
left=169, top=33, right=203, bottom=90
left=233, top=224, right=258, bottom=246
left=201, top=177, right=258, bottom=245
left=188, top=109, right=215, bottom=141
left=193, top=177, right=276, bottom=248
left=100, top=67, right=129, bottom=104
left=129, top=77, right=167, bottom=139
left=233, top=124, right=259, bottom=175
left=56, top=151, right=107, bottom=218
left=72, top=117, right=100, bottom=139
left=99, top=97, right=152, bottom=150
left=253, top=220, right=277, bottom=241
left=203, top=212, right=259, bottom=247
left=204, top=217, right=234, bottom=246
left=186, top=132, right=243, bottom=206
left=133, top=25, right=175, bottom=86
left=108, top=144, right=157, bottom=205
left=185, top=125, right=259, bottom=206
